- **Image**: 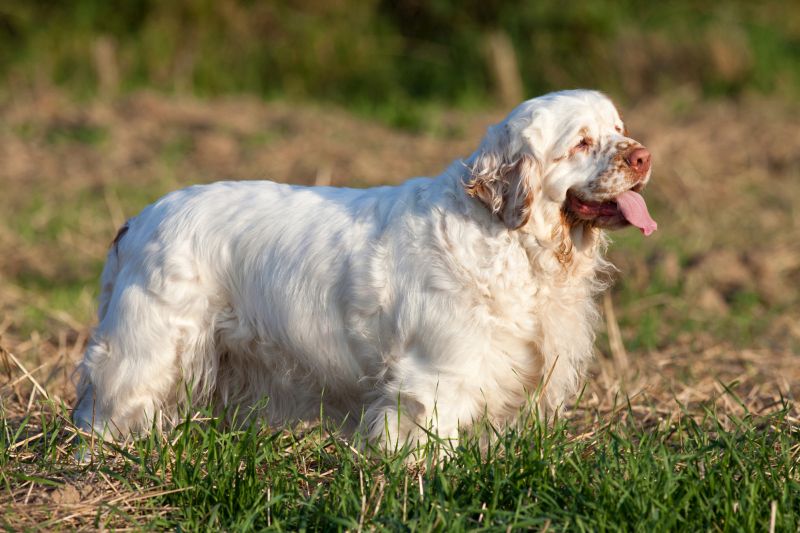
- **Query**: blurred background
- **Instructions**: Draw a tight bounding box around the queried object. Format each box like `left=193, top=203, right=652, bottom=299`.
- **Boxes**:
left=2, top=1, right=799, bottom=123
left=0, top=1, right=798, bottom=415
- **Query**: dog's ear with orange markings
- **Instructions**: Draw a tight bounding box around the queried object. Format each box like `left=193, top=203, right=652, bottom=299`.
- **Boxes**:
left=464, top=123, right=536, bottom=230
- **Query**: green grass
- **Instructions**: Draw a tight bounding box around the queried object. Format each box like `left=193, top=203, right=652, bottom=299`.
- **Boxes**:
left=1, top=398, right=797, bottom=530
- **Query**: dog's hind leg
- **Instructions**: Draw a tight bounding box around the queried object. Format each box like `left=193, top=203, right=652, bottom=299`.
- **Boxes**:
left=74, top=259, right=214, bottom=441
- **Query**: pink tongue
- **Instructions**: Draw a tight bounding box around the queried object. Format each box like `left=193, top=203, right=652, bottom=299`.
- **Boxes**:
left=615, top=190, right=658, bottom=236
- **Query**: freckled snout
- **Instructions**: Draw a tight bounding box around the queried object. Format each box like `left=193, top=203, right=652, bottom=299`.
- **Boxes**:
left=624, top=147, right=651, bottom=175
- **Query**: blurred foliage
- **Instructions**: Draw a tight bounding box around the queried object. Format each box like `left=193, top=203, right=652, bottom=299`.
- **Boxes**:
left=0, top=0, right=799, bottom=116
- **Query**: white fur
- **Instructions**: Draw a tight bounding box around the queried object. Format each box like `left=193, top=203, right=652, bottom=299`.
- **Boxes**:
left=74, top=90, right=650, bottom=448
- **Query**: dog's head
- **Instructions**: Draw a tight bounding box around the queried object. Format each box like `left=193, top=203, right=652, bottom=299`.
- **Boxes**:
left=464, top=90, right=656, bottom=235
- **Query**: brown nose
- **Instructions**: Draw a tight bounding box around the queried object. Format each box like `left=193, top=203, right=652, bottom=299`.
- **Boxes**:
left=625, top=147, right=651, bottom=174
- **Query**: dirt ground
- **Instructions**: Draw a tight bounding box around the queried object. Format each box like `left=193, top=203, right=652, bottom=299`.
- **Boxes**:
left=1, top=88, right=798, bottom=434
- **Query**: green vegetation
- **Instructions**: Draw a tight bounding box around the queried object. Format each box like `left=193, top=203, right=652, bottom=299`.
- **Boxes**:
left=2, top=399, right=798, bottom=530
left=2, top=1, right=799, bottom=125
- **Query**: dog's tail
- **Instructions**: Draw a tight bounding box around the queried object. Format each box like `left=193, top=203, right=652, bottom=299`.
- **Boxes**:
left=97, top=219, right=132, bottom=321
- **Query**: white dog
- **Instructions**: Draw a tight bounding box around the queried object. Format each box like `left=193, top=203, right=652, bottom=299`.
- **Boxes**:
left=74, top=90, right=656, bottom=449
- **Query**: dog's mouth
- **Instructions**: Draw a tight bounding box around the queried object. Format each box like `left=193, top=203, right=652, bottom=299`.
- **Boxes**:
left=564, top=185, right=657, bottom=236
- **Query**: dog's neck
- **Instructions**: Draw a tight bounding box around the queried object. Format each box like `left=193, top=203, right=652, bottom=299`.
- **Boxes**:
left=518, top=214, right=608, bottom=289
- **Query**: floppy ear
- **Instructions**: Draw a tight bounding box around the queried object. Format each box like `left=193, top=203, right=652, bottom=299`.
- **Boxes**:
left=464, top=124, right=536, bottom=230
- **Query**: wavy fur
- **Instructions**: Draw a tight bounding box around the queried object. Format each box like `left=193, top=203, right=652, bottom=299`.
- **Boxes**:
left=74, top=90, right=649, bottom=450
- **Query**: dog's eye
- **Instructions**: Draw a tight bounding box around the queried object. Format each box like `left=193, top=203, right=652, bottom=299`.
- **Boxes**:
left=575, top=137, right=591, bottom=151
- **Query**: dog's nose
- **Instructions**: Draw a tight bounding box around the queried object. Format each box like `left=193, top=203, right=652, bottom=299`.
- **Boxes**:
left=625, top=147, right=651, bottom=174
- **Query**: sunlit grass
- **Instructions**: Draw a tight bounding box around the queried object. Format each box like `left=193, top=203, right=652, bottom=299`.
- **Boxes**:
left=1, top=397, right=797, bottom=530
